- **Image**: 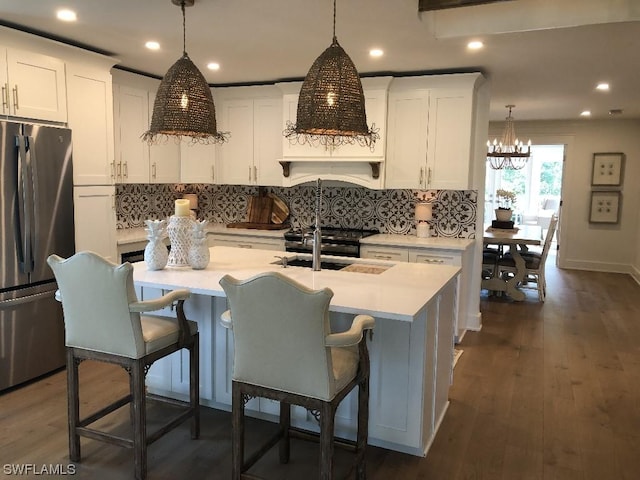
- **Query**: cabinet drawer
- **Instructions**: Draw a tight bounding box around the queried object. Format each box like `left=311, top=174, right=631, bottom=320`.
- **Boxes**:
left=209, top=235, right=284, bottom=251
left=408, top=249, right=460, bottom=266
left=360, top=245, right=409, bottom=262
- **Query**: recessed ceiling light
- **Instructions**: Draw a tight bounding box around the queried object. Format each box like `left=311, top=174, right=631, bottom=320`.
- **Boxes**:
left=145, top=41, right=160, bottom=51
left=369, top=49, right=384, bottom=58
left=56, top=9, right=77, bottom=22
left=580, top=110, right=591, bottom=117
left=596, top=83, right=610, bottom=91
left=467, top=41, right=483, bottom=50
left=207, top=62, right=220, bottom=71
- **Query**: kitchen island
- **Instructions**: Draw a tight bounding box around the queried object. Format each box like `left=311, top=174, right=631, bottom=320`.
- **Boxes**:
left=132, top=246, right=460, bottom=456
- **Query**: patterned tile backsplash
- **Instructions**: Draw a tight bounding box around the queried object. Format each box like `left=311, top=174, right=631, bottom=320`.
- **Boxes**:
left=115, top=184, right=477, bottom=238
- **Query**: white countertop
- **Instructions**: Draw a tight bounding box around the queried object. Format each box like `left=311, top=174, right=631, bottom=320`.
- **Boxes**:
left=132, top=247, right=460, bottom=322
left=361, top=233, right=474, bottom=251
left=117, top=223, right=287, bottom=246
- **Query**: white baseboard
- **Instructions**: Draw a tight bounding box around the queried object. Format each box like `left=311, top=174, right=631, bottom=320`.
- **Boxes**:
left=561, top=259, right=632, bottom=274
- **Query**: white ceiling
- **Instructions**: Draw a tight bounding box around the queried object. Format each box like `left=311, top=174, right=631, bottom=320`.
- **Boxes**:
left=2, top=0, right=639, bottom=121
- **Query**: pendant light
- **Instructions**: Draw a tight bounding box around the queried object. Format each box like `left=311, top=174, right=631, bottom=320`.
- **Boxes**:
left=143, top=0, right=228, bottom=145
left=486, top=105, right=531, bottom=170
left=283, top=0, right=379, bottom=149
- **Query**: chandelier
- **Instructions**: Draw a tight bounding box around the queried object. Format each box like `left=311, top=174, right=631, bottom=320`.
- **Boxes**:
left=283, top=0, right=379, bottom=149
left=142, top=0, right=228, bottom=145
left=486, top=105, right=531, bottom=170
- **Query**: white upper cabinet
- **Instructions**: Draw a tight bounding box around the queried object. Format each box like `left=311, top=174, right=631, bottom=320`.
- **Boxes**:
left=217, top=85, right=282, bottom=186
left=112, top=71, right=180, bottom=184
left=180, top=142, right=216, bottom=184
left=148, top=90, right=180, bottom=183
left=385, top=73, right=485, bottom=190
left=66, top=62, right=116, bottom=185
left=0, top=47, right=67, bottom=123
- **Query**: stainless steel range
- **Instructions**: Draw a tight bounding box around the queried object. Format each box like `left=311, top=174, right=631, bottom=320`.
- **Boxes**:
left=284, top=228, right=379, bottom=258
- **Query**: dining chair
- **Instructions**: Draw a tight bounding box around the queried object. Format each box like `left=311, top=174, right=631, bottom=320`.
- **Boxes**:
left=497, top=215, right=558, bottom=301
left=219, top=271, right=375, bottom=480
left=47, top=251, right=200, bottom=480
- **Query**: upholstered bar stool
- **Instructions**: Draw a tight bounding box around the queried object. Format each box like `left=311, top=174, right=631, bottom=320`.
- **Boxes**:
left=219, top=272, right=375, bottom=480
left=47, top=251, right=200, bottom=480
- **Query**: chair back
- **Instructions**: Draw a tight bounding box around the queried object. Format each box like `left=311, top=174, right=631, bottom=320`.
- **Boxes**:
left=47, top=251, right=145, bottom=358
left=220, top=272, right=337, bottom=400
left=539, top=215, right=558, bottom=267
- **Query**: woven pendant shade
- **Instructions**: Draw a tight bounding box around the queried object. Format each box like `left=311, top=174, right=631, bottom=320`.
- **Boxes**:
left=284, top=1, right=378, bottom=149
left=143, top=1, right=228, bottom=145
left=143, top=54, right=228, bottom=144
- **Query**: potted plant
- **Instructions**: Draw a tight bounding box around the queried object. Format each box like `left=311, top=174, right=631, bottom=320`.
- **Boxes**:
left=495, top=189, right=517, bottom=221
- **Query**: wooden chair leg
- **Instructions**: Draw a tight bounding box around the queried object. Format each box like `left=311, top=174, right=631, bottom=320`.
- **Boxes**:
left=279, top=401, right=291, bottom=464
left=66, top=349, right=81, bottom=462
left=131, top=359, right=147, bottom=480
left=319, top=402, right=335, bottom=480
left=356, top=377, right=369, bottom=479
left=190, top=336, right=200, bottom=439
left=232, top=382, right=244, bottom=480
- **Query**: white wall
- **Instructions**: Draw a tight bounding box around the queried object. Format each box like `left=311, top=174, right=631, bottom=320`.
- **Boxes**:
left=489, top=119, right=640, bottom=278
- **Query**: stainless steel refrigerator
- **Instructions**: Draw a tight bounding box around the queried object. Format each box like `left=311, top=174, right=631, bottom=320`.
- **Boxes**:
left=1, top=120, right=75, bottom=391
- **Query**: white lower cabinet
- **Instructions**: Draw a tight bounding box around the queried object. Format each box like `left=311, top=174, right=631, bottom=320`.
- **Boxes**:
left=137, top=276, right=458, bottom=456
left=140, top=288, right=213, bottom=401
left=361, top=242, right=470, bottom=342
left=73, top=186, right=117, bottom=263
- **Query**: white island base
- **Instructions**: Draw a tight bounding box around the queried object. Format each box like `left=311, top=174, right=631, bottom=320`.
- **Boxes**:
left=133, top=247, right=460, bottom=457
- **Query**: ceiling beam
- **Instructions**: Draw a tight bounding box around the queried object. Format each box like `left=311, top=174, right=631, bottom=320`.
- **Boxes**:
left=418, top=0, right=514, bottom=11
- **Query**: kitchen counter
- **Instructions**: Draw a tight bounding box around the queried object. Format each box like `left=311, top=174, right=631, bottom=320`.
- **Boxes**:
left=361, top=233, right=474, bottom=251
left=133, top=246, right=460, bottom=456
left=117, top=223, right=287, bottom=246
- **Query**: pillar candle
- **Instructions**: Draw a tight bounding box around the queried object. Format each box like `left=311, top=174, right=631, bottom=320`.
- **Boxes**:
left=174, top=199, right=190, bottom=217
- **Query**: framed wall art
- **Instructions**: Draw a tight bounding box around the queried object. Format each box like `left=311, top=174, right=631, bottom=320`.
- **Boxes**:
left=591, top=152, right=625, bottom=186
left=589, top=191, right=621, bottom=224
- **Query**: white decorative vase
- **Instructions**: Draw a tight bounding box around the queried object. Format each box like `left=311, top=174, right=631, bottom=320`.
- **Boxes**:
left=188, top=220, right=209, bottom=270
left=167, top=215, right=193, bottom=267
left=495, top=208, right=513, bottom=222
left=143, top=219, right=168, bottom=270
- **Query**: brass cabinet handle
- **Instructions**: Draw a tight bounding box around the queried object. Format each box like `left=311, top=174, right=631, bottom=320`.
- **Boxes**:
left=427, top=167, right=432, bottom=186
left=152, top=163, right=157, bottom=179
left=253, top=165, right=257, bottom=182
left=419, top=167, right=424, bottom=186
left=1, top=84, right=8, bottom=111
left=211, top=165, right=215, bottom=182
left=123, top=162, right=128, bottom=178
left=12, top=85, right=19, bottom=111
left=110, top=161, right=116, bottom=179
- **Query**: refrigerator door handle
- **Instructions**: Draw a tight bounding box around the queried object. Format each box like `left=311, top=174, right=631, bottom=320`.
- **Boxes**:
left=0, top=289, right=57, bottom=309
left=16, top=135, right=34, bottom=274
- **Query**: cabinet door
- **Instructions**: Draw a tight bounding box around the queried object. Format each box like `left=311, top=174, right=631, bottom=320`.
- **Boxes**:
left=73, top=186, right=117, bottom=263
left=180, top=143, right=216, bottom=183
left=426, top=90, right=473, bottom=189
left=281, top=93, right=330, bottom=159
left=360, top=245, right=409, bottom=262
left=5, top=48, right=67, bottom=122
left=66, top=65, right=115, bottom=185
left=384, top=89, right=429, bottom=189
left=114, top=85, right=149, bottom=183
left=218, top=99, right=253, bottom=184
left=253, top=98, right=283, bottom=186
left=148, top=91, right=181, bottom=183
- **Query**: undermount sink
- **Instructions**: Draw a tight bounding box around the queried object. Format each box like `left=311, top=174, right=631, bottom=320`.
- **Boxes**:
left=280, top=258, right=350, bottom=270
left=271, top=257, right=391, bottom=274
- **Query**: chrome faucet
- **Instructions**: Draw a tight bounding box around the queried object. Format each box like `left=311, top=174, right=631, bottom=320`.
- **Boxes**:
left=312, top=178, right=322, bottom=271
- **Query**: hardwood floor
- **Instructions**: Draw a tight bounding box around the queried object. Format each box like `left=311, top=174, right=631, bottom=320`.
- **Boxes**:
left=2, top=263, right=640, bottom=479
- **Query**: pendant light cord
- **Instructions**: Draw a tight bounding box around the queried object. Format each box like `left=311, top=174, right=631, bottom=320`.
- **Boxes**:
left=181, top=0, right=187, bottom=55
left=332, top=0, right=337, bottom=42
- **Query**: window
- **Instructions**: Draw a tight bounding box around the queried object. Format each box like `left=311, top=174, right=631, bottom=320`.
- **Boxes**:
left=485, top=145, right=563, bottom=224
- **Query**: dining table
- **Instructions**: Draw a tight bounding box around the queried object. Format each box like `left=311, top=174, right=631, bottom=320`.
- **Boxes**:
left=482, top=224, right=544, bottom=301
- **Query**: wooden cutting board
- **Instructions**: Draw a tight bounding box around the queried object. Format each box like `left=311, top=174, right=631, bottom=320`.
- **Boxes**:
left=247, top=194, right=273, bottom=224
left=269, top=193, right=290, bottom=224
